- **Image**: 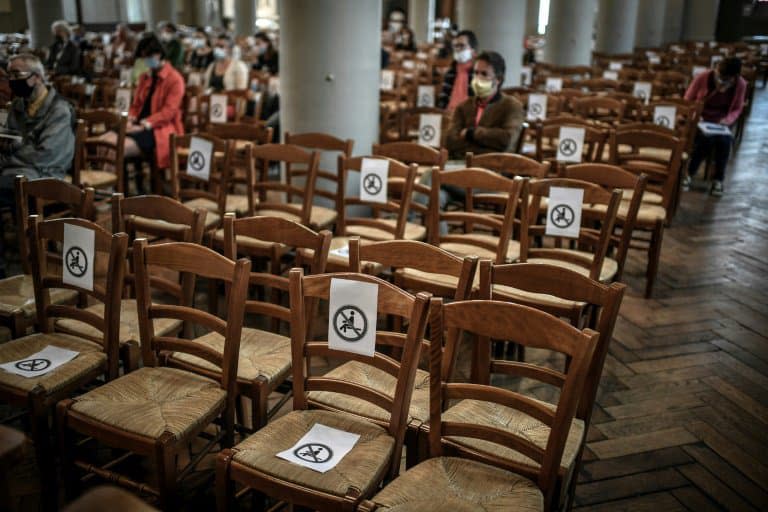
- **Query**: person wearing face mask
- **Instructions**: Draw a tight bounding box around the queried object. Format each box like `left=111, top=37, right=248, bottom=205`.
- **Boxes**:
left=394, top=27, right=417, bottom=53
left=682, top=57, right=747, bottom=196
left=45, top=20, right=81, bottom=76
left=438, top=30, right=478, bottom=111
left=251, top=32, right=279, bottom=75
left=99, top=34, right=184, bottom=193
left=386, top=8, right=407, bottom=43
left=204, top=34, right=248, bottom=93
left=188, top=30, right=213, bottom=71
left=446, top=51, right=523, bottom=159
left=157, top=22, right=184, bottom=71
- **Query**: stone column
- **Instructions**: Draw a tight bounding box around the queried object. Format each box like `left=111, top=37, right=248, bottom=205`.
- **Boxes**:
left=595, top=0, right=639, bottom=54
left=143, top=0, right=176, bottom=28
left=234, top=0, right=257, bottom=36
left=25, top=0, right=63, bottom=50
left=525, top=0, right=540, bottom=35
left=457, top=0, right=526, bottom=86
left=662, top=0, right=684, bottom=44
left=634, top=0, right=666, bottom=48
left=280, top=0, right=381, bottom=201
left=682, top=0, right=719, bottom=42
left=409, top=0, right=435, bottom=44
left=544, top=0, right=598, bottom=66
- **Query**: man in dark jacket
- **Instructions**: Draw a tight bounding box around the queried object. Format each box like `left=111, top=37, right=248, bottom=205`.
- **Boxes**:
left=446, top=51, right=524, bottom=159
left=437, top=30, right=478, bottom=111
left=46, top=20, right=81, bottom=76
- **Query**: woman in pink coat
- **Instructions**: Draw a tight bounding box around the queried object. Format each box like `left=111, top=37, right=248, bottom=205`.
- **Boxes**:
left=683, top=57, right=747, bottom=196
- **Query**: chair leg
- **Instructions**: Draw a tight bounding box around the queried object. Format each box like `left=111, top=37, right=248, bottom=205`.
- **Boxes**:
left=155, top=432, right=178, bottom=512
left=215, top=449, right=235, bottom=512
left=252, top=379, right=269, bottom=432
left=56, top=399, right=78, bottom=502
left=29, top=392, right=57, bottom=511
left=645, top=221, right=665, bottom=299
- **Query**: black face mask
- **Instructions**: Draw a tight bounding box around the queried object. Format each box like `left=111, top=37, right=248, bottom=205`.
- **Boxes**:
left=55, top=35, right=65, bottom=44
left=9, top=77, right=35, bottom=98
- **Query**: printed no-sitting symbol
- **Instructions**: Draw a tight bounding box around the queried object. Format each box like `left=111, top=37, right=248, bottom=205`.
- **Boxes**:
left=333, top=305, right=368, bottom=342
left=550, top=204, right=575, bottom=229
left=636, top=90, right=647, bottom=101
left=363, top=174, right=383, bottom=195
left=294, top=443, right=333, bottom=464
left=559, top=138, right=578, bottom=157
left=65, top=246, right=88, bottom=277
left=15, top=358, right=51, bottom=372
left=117, top=99, right=127, bottom=110
left=530, top=103, right=542, bottom=115
left=656, top=115, right=671, bottom=127
left=419, top=94, right=431, bottom=105
left=189, top=151, right=206, bottom=171
left=212, top=103, right=223, bottom=118
left=420, top=124, right=436, bottom=142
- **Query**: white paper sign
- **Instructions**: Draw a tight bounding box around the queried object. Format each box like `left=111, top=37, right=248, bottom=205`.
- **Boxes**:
left=692, top=66, right=708, bottom=77
left=633, top=82, right=652, bottom=105
left=416, top=85, right=435, bottom=107
left=187, top=71, right=202, bottom=86
left=380, top=70, right=395, bottom=90
left=710, top=55, right=723, bottom=68
left=328, top=278, right=378, bottom=357
left=602, top=70, right=618, bottom=81
left=93, top=55, right=105, bottom=73
left=115, top=88, right=131, bottom=112
left=609, top=61, right=623, bottom=71
left=418, top=113, right=442, bottom=148
left=329, top=245, right=349, bottom=258
left=698, top=121, right=732, bottom=137
left=556, top=126, right=585, bottom=163
left=653, top=106, right=677, bottom=128
left=187, top=136, right=214, bottom=181
left=276, top=423, right=360, bottom=473
left=546, top=187, right=584, bottom=238
left=359, top=158, right=389, bottom=204
left=402, top=59, right=415, bottom=70
left=527, top=93, right=547, bottom=121
left=63, top=223, right=95, bottom=291
left=0, top=110, right=7, bottom=128
left=119, top=68, right=132, bottom=85
left=0, top=345, right=80, bottom=378
left=648, top=55, right=661, bottom=65
left=521, top=66, right=532, bottom=86
left=209, top=94, right=227, bottom=124
left=545, top=77, right=563, bottom=93
left=85, top=84, right=96, bottom=96
left=268, top=76, right=280, bottom=95
left=761, top=44, right=768, bottom=56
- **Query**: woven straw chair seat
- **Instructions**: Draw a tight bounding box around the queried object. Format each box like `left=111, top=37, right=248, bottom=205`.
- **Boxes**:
left=0, top=274, right=78, bottom=318
left=308, top=362, right=429, bottom=426
left=78, top=169, right=117, bottom=189
left=587, top=201, right=666, bottom=226
left=183, top=194, right=251, bottom=216
left=231, top=409, right=394, bottom=497
left=64, top=485, right=159, bottom=512
left=443, top=398, right=584, bottom=472
left=526, top=252, right=618, bottom=283
left=492, top=283, right=587, bottom=310
left=55, top=299, right=182, bottom=347
left=176, top=202, right=220, bottom=229
left=395, top=267, right=480, bottom=294
left=440, top=236, right=521, bottom=262
left=211, top=229, right=291, bottom=255
left=0, top=332, right=105, bottom=393
left=368, top=456, right=543, bottom=511
left=256, top=205, right=338, bottom=230
left=346, top=219, right=426, bottom=241
left=171, top=327, right=291, bottom=383
left=71, top=366, right=225, bottom=440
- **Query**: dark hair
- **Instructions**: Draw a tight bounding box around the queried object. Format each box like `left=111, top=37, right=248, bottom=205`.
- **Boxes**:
left=719, top=57, right=742, bottom=78
left=254, top=32, right=271, bottom=45
left=476, top=51, right=506, bottom=85
left=136, top=33, right=165, bottom=59
left=456, top=30, right=478, bottom=49
left=163, top=23, right=177, bottom=33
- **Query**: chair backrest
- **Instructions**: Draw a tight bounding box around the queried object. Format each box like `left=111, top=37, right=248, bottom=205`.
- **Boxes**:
left=29, top=216, right=127, bottom=379
left=372, top=141, right=448, bottom=169
left=521, top=178, right=622, bottom=281
left=75, top=110, right=128, bottom=192
left=133, top=239, right=251, bottom=399
left=289, top=268, right=431, bottom=480
left=15, top=176, right=95, bottom=274
left=336, top=155, right=419, bottom=239
left=609, top=126, right=683, bottom=213
left=169, top=132, right=232, bottom=215
left=429, top=168, right=527, bottom=264
left=560, top=164, right=647, bottom=282
left=208, top=121, right=274, bottom=146
left=428, top=298, right=598, bottom=508
left=572, top=96, right=626, bottom=125
left=466, top=152, right=550, bottom=179
left=251, top=143, right=321, bottom=226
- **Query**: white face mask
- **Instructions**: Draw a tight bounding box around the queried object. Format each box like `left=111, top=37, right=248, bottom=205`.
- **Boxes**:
left=160, top=32, right=173, bottom=42
left=213, top=47, right=228, bottom=60
left=454, top=48, right=473, bottom=64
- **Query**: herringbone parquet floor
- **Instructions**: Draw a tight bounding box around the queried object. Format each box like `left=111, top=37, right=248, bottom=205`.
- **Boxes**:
left=5, top=88, right=768, bottom=511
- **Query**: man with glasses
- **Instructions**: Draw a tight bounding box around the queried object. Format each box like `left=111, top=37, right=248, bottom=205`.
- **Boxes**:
left=438, top=30, right=479, bottom=111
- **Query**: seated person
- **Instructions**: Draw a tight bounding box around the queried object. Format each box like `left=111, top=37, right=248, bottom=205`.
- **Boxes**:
left=204, top=34, right=248, bottom=92
left=251, top=32, right=279, bottom=75
left=100, top=33, right=184, bottom=192
left=46, top=20, right=81, bottom=76
left=682, top=57, right=746, bottom=196
left=188, top=29, right=213, bottom=71
left=394, top=27, right=417, bottom=53
left=445, top=51, right=524, bottom=159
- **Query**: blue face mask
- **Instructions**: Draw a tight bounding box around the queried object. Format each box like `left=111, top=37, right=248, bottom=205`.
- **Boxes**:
left=144, top=56, right=161, bottom=69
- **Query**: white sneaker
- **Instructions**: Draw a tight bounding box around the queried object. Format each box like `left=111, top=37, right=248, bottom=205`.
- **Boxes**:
left=711, top=180, right=724, bottom=197
left=682, top=176, right=691, bottom=191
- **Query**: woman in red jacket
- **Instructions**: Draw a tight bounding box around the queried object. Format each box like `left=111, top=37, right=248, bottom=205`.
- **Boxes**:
left=683, top=57, right=747, bottom=196
left=102, top=33, right=184, bottom=193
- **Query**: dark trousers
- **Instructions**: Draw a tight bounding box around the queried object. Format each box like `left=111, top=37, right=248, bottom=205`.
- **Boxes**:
left=0, top=174, right=16, bottom=277
left=687, top=131, right=732, bottom=181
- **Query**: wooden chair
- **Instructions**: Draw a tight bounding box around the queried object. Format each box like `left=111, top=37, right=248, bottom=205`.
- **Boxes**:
left=372, top=141, right=448, bottom=172
left=169, top=132, right=232, bottom=231
left=521, top=178, right=622, bottom=284
left=57, top=241, right=251, bottom=511
left=478, top=261, right=626, bottom=511
left=0, top=177, right=95, bottom=338
left=0, top=217, right=127, bottom=510
left=428, top=168, right=527, bottom=264
left=215, top=269, right=431, bottom=512
left=396, top=106, right=451, bottom=144
left=535, top=116, right=609, bottom=165
left=466, top=151, right=550, bottom=178
left=0, top=425, right=26, bottom=512
left=571, top=96, right=626, bottom=125
left=358, top=298, right=599, bottom=512
left=63, top=485, right=159, bottom=512
left=173, top=214, right=331, bottom=431
left=284, top=131, right=355, bottom=231
left=610, top=127, right=683, bottom=297
left=73, top=110, right=128, bottom=195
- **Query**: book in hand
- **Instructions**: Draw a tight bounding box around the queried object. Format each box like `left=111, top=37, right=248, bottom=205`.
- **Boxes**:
left=697, top=122, right=732, bottom=137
